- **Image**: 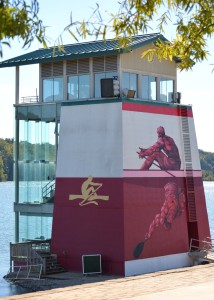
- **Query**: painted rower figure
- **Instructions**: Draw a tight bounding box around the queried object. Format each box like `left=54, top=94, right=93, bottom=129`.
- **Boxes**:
left=138, top=126, right=181, bottom=171
left=69, top=176, right=109, bottom=206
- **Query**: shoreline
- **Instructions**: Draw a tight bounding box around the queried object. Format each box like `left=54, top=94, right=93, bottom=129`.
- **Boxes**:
left=3, top=263, right=214, bottom=299
left=4, top=272, right=121, bottom=293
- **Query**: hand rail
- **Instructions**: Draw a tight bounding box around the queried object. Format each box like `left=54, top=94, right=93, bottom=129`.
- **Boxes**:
left=21, top=96, right=39, bottom=103
left=42, top=179, right=55, bottom=202
left=10, top=240, right=51, bottom=272
left=6, top=264, right=43, bottom=280
left=189, top=237, right=213, bottom=252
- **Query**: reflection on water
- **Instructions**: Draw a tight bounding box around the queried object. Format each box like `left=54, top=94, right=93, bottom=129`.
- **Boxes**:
left=0, top=181, right=214, bottom=297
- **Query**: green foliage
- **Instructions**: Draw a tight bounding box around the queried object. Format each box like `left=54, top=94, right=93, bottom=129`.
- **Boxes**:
left=0, top=0, right=47, bottom=57
left=0, top=138, right=213, bottom=181
left=0, top=138, right=13, bottom=181
left=0, top=156, right=7, bottom=181
left=18, top=141, right=56, bottom=162
left=66, top=0, right=214, bottom=70
left=199, top=149, right=214, bottom=181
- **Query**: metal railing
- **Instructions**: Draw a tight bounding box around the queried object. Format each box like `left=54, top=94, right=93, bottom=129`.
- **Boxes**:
left=189, top=237, right=214, bottom=264
left=42, top=179, right=55, bottom=203
left=21, top=96, right=39, bottom=103
left=189, top=237, right=213, bottom=252
left=6, top=264, right=43, bottom=280
left=10, top=239, right=51, bottom=272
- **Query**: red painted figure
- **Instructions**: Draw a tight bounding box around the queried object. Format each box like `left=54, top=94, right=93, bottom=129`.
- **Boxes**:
left=145, top=182, right=185, bottom=241
left=138, top=126, right=181, bottom=170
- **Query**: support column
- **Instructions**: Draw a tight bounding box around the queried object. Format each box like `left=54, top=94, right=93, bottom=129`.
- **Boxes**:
left=15, top=66, right=19, bottom=104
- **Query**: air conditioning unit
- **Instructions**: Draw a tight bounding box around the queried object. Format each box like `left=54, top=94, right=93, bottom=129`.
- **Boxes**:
left=82, top=254, right=102, bottom=275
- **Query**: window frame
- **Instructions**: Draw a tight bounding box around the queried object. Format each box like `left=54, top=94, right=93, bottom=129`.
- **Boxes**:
left=67, top=74, right=90, bottom=100
left=42, top=77, right=64, bottom=102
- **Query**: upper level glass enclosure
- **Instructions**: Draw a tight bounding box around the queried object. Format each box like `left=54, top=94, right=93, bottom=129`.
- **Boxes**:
left=38, top=56, right=176, bottom=104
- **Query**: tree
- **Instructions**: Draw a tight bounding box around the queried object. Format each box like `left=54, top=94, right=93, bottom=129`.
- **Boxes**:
left=0, top=0, right=46, bottom=57
left=66, top=0, right=214, bottom=70
left=0, top=138, right=13, bottom=181
left=0, top=156, right=7, bottom=181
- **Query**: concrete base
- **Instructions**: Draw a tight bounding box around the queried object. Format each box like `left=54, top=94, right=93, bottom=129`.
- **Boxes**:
left=125, top=252, right=192, bottom=276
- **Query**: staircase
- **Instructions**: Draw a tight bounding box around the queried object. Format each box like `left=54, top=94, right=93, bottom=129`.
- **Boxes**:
left=42, top=179, right=55, bottom=203
left=41, top=253, right=65, bottom=275
left=8, top=240, right=65, bottom=279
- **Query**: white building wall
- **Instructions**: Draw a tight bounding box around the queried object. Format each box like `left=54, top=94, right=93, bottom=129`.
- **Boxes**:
left=56, top=101, right=123, bottom=178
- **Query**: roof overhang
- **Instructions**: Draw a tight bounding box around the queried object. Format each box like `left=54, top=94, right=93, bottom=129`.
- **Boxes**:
left=0, top=33, right=174, bottom=68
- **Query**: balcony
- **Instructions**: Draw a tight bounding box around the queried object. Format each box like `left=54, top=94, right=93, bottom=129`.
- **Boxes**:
left=21, top=96, right=39, bottom=103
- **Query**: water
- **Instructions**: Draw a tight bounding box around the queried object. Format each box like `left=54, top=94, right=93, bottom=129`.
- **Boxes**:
left=0, top=182, right=28, bottom=297
left=204, top=182, right=214, bottom=238
left=0, top=181, right=214, bottom=297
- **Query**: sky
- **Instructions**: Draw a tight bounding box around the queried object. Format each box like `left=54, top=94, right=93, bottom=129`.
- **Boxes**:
left=0, top=0, right=213, bottom=152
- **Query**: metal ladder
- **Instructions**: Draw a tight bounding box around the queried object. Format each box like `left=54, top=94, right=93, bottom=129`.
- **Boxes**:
left=180, top=107, right=197, bottom=222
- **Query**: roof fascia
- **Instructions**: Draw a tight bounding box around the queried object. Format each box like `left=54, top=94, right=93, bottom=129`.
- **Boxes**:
left=0, top=49, right=124, bottom=68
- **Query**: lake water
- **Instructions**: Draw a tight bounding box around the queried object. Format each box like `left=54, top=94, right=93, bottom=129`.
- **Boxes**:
left=0, top=181, right=214, bottom=297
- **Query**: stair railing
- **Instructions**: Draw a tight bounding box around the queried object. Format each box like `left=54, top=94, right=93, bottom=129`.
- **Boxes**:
left=42, top=179, right=55, bottom=203
left=6, top=264, right=43, bottom=280
left=189, top=237, right=214, bottom=264
left=10, top=240, right=51, bottom=275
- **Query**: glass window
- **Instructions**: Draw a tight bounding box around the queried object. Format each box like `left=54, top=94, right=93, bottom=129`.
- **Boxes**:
left=122, top=72, right=137, bottom=97
left=142, top=75, right=157, bottom=100
left=94, top=72, right=117, bottom=98
left=160, top=78, right=174, bottom=102
left=43, top=78, right=63, bottom=102
left=68, top=75, right=90, bottom=100
left=18, top=120, right=56, bottom=203
left=19, top=214, right=52, bottom=242
left=68, top=76, right=78, bottom=100
left=79, top=75, right=90, bottom=99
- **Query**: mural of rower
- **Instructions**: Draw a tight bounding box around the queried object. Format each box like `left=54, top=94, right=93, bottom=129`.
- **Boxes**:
left=137, top=126, right=181, bottom=170
left=145, top=181, right=185, bottom=241
left=133, top=181, right=186, bottom=258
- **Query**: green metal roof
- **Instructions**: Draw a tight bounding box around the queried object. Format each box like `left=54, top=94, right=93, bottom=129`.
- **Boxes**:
left=0, top=33, right=170, bottom=68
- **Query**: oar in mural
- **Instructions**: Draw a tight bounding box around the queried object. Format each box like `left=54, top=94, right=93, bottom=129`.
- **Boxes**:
left=133, top=239, right=147, bottom=258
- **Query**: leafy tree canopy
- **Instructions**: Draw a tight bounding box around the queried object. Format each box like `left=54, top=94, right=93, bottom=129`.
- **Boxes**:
left=0, top=0, right=46, bottom=57
left=66, top=0, right=214, bottom=70
left=0, top=138, right=13, bottom=181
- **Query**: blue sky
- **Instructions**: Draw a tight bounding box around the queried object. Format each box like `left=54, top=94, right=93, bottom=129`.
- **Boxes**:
left=0, top=0, right=213, bottom=152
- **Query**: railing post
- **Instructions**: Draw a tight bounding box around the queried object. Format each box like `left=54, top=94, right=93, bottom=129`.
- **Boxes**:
left=43, top=257, right=46, bottom=275
left=27, top=265, right=31, bottom=279
left=10, top=242, right=12, bottom=271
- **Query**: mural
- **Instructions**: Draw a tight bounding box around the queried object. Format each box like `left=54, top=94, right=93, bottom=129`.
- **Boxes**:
left=69, top=175, right=109, bottom=206
left=51, top=101, right=210, bottom=275
left=137, top=126, right=181, bottom=171
left=133, top=181, right=186, bottom=258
